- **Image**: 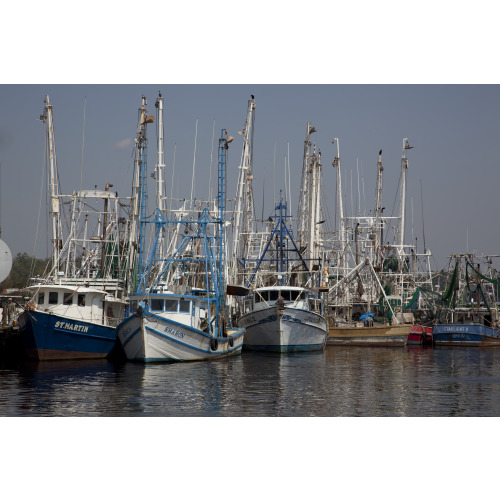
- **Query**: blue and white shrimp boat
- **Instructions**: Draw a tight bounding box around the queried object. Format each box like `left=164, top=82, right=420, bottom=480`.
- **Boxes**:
left=236, top=200, right=328, bottom=352
left=117, top=120, right=244, bottom=362
left=19, top=96, right=128, bottom=360
left=433, top=254, right=500, bottom=346
left=433, top=322, right=500, bottom=346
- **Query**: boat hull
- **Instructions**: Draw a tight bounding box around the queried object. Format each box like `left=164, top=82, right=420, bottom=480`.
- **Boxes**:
left=327, top=324, right=410, bottom=346
left=239, top=306, right=327, bottom=352
left=407, top=325, right=433, bottom=345
left=18, top=310, right=117, bottom=360
left=116, top=311, right=245, bottom=362
left=433, top=324, right=500, bottom=346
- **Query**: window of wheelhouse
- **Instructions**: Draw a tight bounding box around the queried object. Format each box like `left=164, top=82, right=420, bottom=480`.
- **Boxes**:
left=37, top=292, right=45, bottom=305
left=151, top=299, right=164, bottom=312
left=63, top=293, right=73, bottom=305
left=165, top=299, right=178, bottom=312
left=179, top=299, right=190, bottom=313
left=281, top=290, right=292, bottom=301
left=129, top=300, right=138, bottom=313
left=49, top=292, right=58, bottom=305
left=270, top=290, right=280, bottom=301
left=78, top=294, right=86, bottom=306
left=290, top=290, right=302, bottom=301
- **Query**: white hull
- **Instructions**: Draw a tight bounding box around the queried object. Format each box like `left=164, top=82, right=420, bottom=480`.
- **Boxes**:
left=117, top=311, right=244, bottom=362
left=239, top=305, right=327, bottom=352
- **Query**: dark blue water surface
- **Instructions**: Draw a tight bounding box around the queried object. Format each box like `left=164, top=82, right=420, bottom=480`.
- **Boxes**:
left=2, top=345, right=500, bottom=416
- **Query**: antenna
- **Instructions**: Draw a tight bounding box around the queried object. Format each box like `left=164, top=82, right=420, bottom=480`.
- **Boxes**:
left=80, top=96, right=86, bottom=192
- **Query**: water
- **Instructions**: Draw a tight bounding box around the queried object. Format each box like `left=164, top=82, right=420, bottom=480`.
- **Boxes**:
left=2, top=345, right=500, bottom=416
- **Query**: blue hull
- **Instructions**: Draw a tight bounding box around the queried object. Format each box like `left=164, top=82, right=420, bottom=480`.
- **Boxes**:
left=433, top=324, right=500, bottom=346
left=19, top=310, right=117, bottom=360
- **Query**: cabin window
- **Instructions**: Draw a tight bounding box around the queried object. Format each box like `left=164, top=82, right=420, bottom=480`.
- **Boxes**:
left=63, top=293, right=73, bottom=305
left=165, top=299, right=178, bottom=312
left=49, top=292, right=58, bottom=305
left=281, top=290, right=292, bottom=301
left=291, top=290, right=301, bottom=301
left=151, top=299, right=164, bottom=312
left=129, top=301, right=138, bottom=313
left=261, top=291, right=269, bottom=302
left=179, top=299, right=190, bottom=313
left=78, top=294, right=86, bottom=306
left=270, top=290, right=280, bottom=301
left=255, top=294, right=261, bottom=303
left=37, top=292, right=45, bottom=305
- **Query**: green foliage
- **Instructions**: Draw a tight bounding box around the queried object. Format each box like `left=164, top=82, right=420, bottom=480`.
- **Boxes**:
left=1, top=252, right=49, bottom=290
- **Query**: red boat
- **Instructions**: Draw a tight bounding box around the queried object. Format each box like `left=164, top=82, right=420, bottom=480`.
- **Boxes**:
left=407, top=325, right=433, bottom=345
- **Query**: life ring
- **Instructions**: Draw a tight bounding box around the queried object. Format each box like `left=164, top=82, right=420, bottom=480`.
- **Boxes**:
left=210, top=337, right=218, bottom=351
left=229, top=336, right=234, bottom=348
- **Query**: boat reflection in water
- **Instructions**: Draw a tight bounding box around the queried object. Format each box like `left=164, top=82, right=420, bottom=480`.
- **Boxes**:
left=4, top=345, right=500, bottom=417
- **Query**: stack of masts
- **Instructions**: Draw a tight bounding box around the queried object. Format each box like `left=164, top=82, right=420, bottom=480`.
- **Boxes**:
left=327, top=138, right=434, bottom=323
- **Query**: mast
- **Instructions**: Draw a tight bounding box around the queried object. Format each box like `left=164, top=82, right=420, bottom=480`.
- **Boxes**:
left=155, top=92, right=166, bottom=259
left=40, top=95, right=62, bottom=276
left=217, top=130, right=233, bottom=332
left=374, top=149, right=384, bottom=269
left=297, top=122, right=316, bottom=252
left=308, top=145, right=322, bottom=263
left=130, top=95, right=154, bottom=293
left=399, top=138, right=413, bottom=249
left=332, top=139, right=345, bottom=272
left=231, top=96, right=256, bottom=284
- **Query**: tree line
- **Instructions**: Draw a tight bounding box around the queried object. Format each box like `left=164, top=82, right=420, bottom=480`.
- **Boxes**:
left=1, top=253, right=49, bottom=290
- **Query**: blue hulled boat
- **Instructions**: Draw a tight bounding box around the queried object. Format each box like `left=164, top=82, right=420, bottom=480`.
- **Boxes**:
left=19, top=96, right=128, bottom=360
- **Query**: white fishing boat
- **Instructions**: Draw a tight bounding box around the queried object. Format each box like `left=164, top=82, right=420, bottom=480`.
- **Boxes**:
left=117, top=95, right=244, bottom=362
left=236, top=200, right=328, bottom=352
left=19, top=95, right=128, bottom=360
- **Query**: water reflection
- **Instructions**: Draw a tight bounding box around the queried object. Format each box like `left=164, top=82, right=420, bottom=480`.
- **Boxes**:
left=1, top=346, right=500, bottom=416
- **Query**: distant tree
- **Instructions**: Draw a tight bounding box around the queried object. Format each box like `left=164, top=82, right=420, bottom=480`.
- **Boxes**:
left=1, top=253, right=50, bottom=290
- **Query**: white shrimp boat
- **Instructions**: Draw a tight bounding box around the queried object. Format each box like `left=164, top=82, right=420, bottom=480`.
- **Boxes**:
left=236, top=200, right=328, bottom=352
left=117, top=99, right=244, bottom=362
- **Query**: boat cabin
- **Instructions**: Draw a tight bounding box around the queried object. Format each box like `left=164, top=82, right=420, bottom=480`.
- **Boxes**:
left=244, top=286, right=320, bottom=314
left=32, top=285, right=124, bottom=327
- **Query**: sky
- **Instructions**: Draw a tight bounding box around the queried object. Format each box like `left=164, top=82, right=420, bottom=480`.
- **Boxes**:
left=1, top=83, right=499, bottom=271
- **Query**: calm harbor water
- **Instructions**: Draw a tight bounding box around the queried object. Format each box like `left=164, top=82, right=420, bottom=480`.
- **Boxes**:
left=2, top=345, right=500, bottom=417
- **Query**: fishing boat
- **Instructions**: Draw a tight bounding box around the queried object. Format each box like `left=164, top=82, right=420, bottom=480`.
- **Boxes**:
left=433, top=254, right=500, bottom=346
left=19, top=96, right=128, bottom=360
left=236, top=200, right=328, bottom=352
left=406, top=325, right=433, bottom=345
left=327, top=142, right=432, bottom=347
left=117, top=98, right=244, bottom=362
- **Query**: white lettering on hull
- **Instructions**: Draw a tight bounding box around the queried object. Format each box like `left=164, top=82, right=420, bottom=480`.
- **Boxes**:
left=54, top=321, right=90, bottom=333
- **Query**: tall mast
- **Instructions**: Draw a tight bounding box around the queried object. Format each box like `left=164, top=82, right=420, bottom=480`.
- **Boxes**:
left=399, top=138, right=413, bottom=249
left=308, top=145, right=322, bottom=262
left=332, top=139, right=345, bottom=271
left=231, top=96, right=256, bottom=284
left=40, top=95, right=62, bottom=276
left=217, top=130, right=233, bottom=331
left=130, top=95, right=154, bottom=293
left=155, top=92, right=166, bottom=259
left=297, top=122, right=316, bottom=251
left=374, top=149, right=384, bottom=268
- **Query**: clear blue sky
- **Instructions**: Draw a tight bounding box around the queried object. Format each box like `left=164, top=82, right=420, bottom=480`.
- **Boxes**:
left=1, top=84, right=499, bottom=270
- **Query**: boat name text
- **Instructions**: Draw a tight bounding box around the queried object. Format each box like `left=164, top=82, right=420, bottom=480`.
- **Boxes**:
left=164, top=326, right=185, bottom=339
left=54, top=321, right=89, bottom=333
